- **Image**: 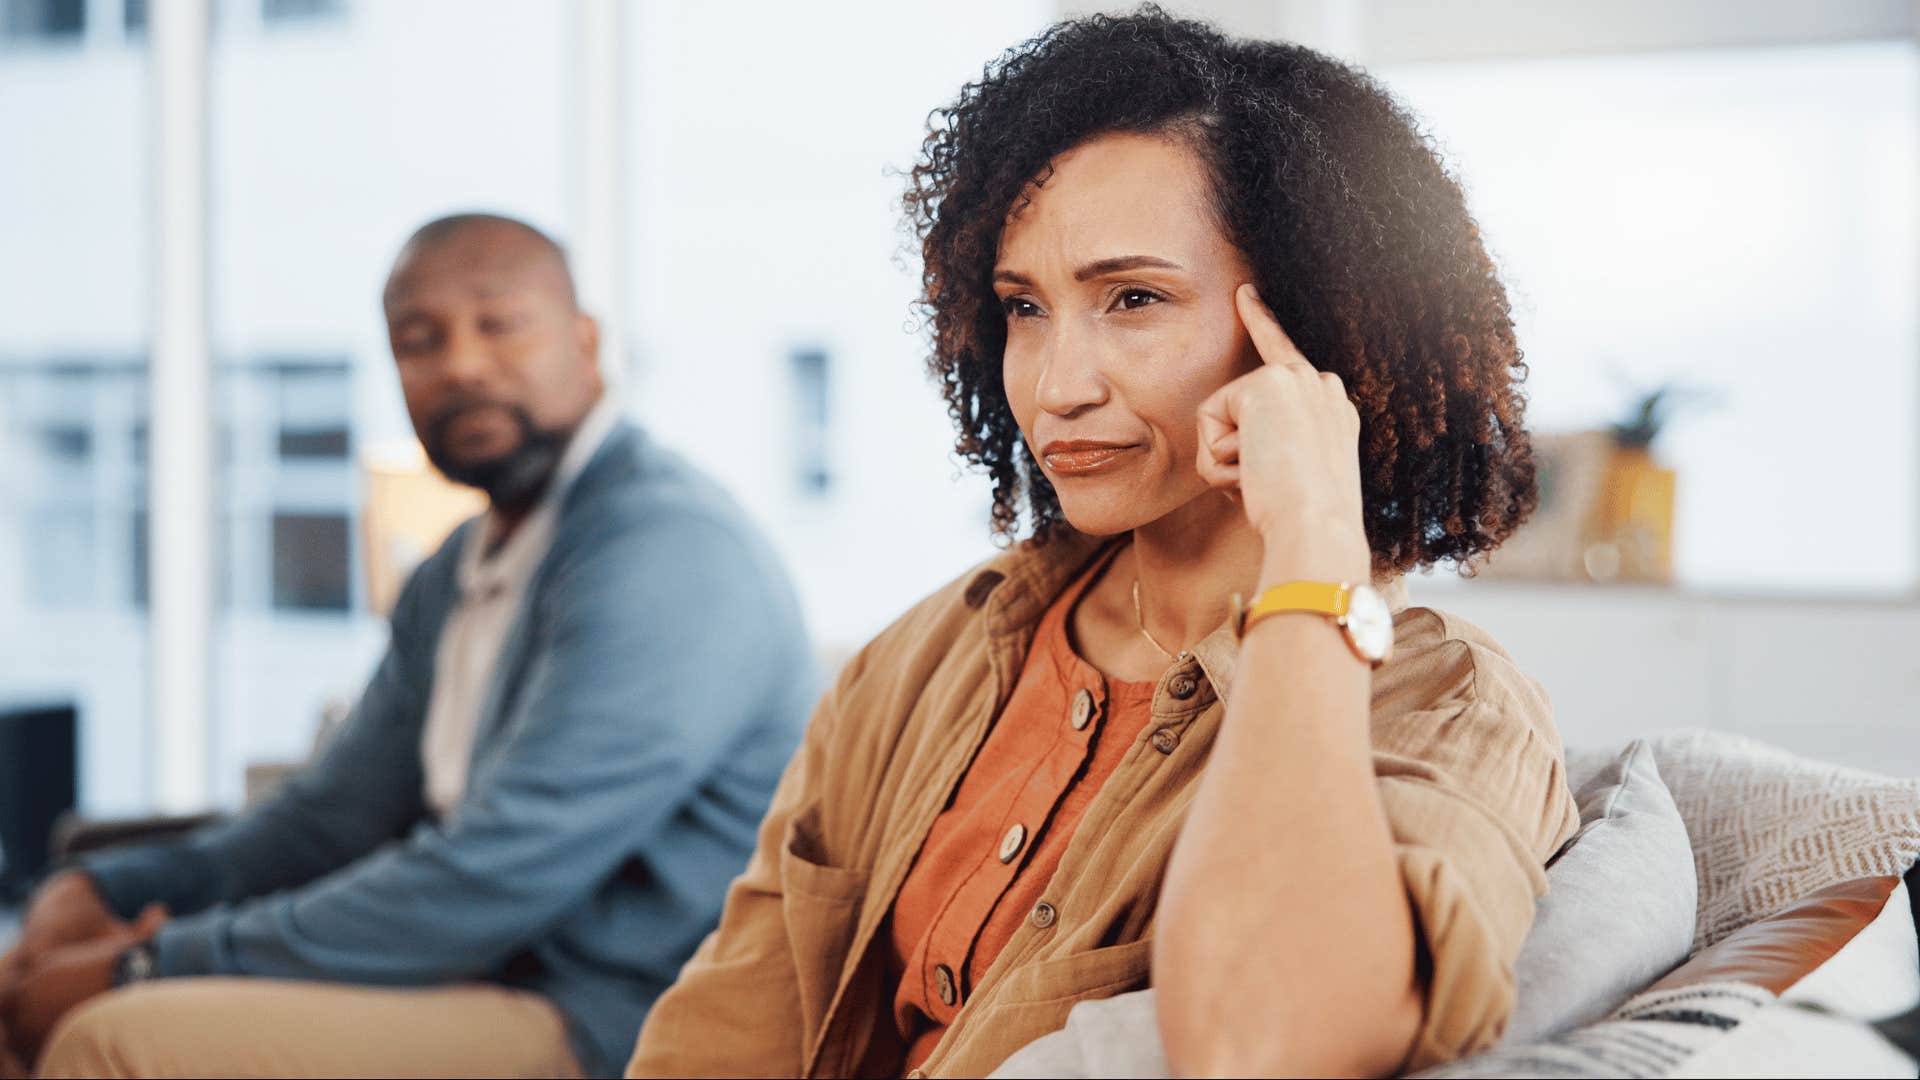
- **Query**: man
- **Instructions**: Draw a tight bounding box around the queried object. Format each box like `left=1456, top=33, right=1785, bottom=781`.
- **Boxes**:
left=0, top=213, right=817, bottom=1078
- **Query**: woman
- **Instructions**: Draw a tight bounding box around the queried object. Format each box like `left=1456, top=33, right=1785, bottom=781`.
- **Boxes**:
left=630, top=8, right=1578, bottom=1078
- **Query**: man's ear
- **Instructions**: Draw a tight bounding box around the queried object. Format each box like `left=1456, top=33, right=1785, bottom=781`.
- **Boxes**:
left=575, top=312, right=602, bottom=374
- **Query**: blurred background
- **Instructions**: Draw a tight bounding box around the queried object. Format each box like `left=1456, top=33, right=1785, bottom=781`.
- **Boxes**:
left=0, top=0, right=1914, bottom=853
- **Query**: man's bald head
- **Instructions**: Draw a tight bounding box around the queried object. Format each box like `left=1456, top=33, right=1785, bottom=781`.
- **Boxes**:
left=383, top=212, right=578, bottom=312
left=382, top=212, right=602, bottom=512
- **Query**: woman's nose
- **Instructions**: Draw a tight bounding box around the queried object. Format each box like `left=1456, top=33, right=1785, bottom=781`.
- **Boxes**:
left=1033, top=323, right=1109, bottom=417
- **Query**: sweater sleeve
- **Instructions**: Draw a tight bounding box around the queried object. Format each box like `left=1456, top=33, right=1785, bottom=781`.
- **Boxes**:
left=145, top=508, right=787, bottom=985
left=78, top=548, right=448, bottom=920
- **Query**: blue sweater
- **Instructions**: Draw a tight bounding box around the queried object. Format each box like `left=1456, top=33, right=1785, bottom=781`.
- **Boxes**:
left=81, top=423, right=817, bottom=1077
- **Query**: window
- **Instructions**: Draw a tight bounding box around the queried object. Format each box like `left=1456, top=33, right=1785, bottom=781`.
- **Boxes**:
left=261, top=0, right=342, bottom=24
left=27, top=507, right=96, bottom=607
left=789, top=346, right=832, bottom=496
left=0, top=360, right=149, bottom=612
left=39, top=424, right=91, bottom=461
left=271, top=360, right=352, bottom=461
left=2, top=0, right=84, bottom=41
left=270, top=513, right=350, bottom=611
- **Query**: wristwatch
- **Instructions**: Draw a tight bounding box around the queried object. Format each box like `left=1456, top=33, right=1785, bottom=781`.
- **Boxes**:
left=111, top=941, right=157, bottom=987
left=1233, top=581, right=1394, bottom=667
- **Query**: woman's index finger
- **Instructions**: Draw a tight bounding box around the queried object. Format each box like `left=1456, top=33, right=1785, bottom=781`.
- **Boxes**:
left=1235, top=284, right=1312, bottom=371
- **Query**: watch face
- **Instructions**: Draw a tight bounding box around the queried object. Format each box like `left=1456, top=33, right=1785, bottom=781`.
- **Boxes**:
left=1345, top=584, right=1394, bottom=663
left=114, top=942, right=156, bottom=986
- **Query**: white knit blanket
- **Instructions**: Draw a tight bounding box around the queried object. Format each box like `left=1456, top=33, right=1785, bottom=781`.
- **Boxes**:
left=1648, top=730, right=1920, bottom=952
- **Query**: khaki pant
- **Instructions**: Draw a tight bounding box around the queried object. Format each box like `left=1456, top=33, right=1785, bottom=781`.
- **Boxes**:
left=38, top=978, right=584, bottom=1079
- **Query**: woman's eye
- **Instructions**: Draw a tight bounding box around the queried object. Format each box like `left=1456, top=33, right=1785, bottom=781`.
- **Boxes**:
left=1115, top=288, right=1164, bottom=311
left=1001, top=296, right=1041, bottom=319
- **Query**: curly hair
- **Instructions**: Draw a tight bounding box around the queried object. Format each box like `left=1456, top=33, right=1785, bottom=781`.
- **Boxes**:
left=904, top=5, right=1536, bottom=573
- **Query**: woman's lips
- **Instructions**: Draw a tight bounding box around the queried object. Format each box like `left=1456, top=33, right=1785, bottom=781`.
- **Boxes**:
left=1041, top=441, right=1142, bottom=476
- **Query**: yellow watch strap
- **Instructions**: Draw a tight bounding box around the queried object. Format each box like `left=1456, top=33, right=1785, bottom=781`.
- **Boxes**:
left=1238, top=581, right=1349, bottom=640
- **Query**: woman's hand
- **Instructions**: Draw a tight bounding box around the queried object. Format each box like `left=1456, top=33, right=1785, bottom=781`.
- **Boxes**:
left=1196, top=285, right=1370, bottom=584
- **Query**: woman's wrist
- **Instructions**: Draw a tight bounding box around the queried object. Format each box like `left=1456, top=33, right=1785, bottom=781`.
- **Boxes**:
left=1257, top=520, right=1371, bottom=588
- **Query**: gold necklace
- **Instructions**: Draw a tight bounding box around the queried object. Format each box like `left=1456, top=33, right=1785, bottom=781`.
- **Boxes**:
left=1131, top=577, right=1180, bottom=661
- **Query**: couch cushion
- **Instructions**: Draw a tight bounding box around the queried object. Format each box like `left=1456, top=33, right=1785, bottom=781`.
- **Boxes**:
left=1501, top=739, right=1697, bottom=1044
left=1652, top=874, right=1920, bottom=1017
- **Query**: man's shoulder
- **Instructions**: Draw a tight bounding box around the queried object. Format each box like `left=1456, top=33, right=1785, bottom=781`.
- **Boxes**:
left=561, top=424, right=756, bottom=542
left=545, top=424, right=801, bottom=622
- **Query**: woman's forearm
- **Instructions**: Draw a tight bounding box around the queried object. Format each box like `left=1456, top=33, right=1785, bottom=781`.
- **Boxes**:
left=1155, top=577, right=1421, bottom=1077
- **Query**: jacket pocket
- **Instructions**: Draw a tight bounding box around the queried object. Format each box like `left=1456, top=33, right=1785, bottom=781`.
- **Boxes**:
left=779, top=807, right=869, bottom=1054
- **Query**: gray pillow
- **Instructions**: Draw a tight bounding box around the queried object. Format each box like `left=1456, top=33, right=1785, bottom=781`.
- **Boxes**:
left=1497, top=734, right=1697, bottom=1037
left=1503, top=738, right=1698, bottom=1044
left=991, top=739, right=1698, bottom=1078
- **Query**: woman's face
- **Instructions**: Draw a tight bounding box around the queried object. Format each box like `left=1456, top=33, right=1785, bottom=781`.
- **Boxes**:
left=996, top=131, right=1260, bottom=537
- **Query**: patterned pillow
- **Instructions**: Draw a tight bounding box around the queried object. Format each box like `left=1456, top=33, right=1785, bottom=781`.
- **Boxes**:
left=1646, top=731, right=1920, bottom=951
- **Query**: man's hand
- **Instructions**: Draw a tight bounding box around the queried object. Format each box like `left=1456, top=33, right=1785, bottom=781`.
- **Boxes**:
left=0, top=1013, right=26, bottom=1079
left=0, top=869, right=119, bottom=1024
left=12, top=871, right=119, bottom=965
left=1, top=903, right=166, bottom=1066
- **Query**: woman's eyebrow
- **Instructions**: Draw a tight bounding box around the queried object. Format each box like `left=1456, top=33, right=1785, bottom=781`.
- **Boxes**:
left=992, top=255, right=1185, bottom=287
left=1074, top=255, right=1183, bottom=280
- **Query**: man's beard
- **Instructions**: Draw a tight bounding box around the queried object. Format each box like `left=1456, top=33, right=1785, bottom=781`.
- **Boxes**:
left=422, top=400, right=567, bottom=512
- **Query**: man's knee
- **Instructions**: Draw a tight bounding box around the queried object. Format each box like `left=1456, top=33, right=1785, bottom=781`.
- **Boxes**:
left=38, top=985, right=166, bottom=1079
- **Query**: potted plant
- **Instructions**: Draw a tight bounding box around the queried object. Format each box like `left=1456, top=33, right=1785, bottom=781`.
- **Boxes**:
left=1592, top=384, right=1711, bottom=583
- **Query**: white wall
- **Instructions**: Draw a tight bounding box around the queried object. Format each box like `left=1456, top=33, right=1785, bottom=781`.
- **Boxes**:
left=623, top=0, right=1050, bottom=650
left=1420, top=577, right=1920, bottom=775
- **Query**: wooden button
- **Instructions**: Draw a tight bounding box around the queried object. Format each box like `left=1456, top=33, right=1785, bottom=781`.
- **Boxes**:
left=998, top=823, right=1027, bottom=863
left=1151, top=729, right=1179, bottom=755
left=935, top=963, right=957, bottom=1006
left=1069, top=688, right=1094, bottom=730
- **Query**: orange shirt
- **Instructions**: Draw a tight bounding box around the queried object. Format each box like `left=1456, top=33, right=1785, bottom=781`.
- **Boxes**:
left=888, top=548, right=1158, bottom=1072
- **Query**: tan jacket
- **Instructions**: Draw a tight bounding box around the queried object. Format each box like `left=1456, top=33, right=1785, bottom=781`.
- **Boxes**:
left=629, top=534, right=1580, bottom=1078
